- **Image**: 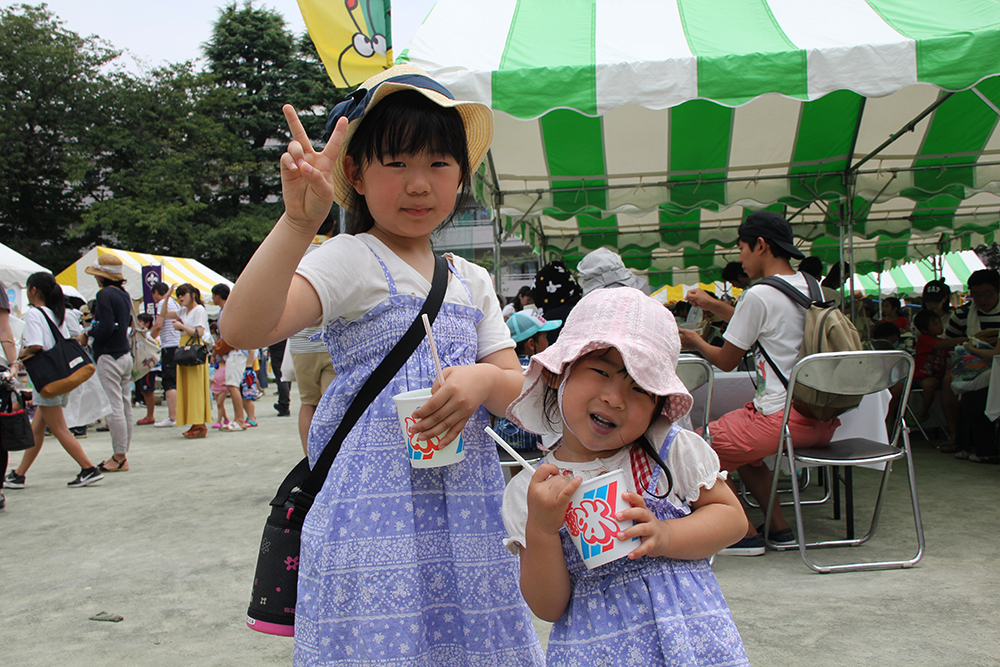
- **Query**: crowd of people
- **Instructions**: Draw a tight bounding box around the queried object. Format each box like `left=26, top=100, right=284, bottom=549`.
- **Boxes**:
left=0, top=263, right=294, bottom=507
left=1, top=63, right=997, bottom=666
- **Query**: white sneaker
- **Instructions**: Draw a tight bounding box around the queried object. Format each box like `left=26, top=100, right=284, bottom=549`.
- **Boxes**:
left=154, top=418, right=176, bottom=428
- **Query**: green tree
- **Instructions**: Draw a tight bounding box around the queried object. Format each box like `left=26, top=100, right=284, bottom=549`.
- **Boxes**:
left=77, top=64, right=259, bottom=273
left=0, top=3, right=118, bottom=270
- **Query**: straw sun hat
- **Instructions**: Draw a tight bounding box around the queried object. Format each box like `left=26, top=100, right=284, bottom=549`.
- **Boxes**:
left=85, top=254, right=127, bottom=283
left=323, top=64, right=494, bottom=208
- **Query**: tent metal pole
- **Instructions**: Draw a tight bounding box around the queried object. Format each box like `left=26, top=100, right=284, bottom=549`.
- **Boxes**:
left=850, top=92, right=954, bottom=173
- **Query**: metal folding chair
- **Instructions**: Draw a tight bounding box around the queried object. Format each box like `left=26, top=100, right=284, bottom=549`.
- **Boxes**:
left=764, top=350, right=924, bottom=573
left=676, top=355, right=713, bottom=442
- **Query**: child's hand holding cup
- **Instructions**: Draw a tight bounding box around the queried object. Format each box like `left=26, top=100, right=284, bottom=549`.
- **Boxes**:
left=392, top=388, right=465, bottom=468
left=564, top=469, right=640, bottom=569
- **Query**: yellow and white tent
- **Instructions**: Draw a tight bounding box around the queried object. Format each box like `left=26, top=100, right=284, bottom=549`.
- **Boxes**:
left=57, top=247, right=232, bottom=304
left=650, top=282, right=743, bottom=305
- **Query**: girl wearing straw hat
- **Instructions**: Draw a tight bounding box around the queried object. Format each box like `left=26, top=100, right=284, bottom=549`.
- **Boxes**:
left=220, top=66, right=544, bottom=665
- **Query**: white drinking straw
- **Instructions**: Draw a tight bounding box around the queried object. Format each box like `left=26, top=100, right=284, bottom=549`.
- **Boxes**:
left=422, top=313, right=444, bottom=382
left=485, top=426, right=537, bottom=474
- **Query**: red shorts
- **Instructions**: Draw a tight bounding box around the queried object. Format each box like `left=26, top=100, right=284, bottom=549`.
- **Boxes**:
left=702, top=402, right=840, bottom=472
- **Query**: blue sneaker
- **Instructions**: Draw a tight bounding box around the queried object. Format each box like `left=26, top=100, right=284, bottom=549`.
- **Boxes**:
left=758, top=524, right=797, bottom=547
left=719, top=533, right=765, bottom=556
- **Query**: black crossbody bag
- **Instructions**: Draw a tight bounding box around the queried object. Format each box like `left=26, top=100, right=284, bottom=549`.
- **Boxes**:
left=246, top=255, right=448, bottom=636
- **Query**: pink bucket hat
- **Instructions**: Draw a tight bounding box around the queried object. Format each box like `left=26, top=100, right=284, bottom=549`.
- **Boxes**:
left=507, top=287, right=693, bottom=436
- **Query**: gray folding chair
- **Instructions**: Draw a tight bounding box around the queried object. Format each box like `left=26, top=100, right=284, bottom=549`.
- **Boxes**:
left=764, top=350, right=924, bottom=573
left=676, top=355, right=713, bottom=442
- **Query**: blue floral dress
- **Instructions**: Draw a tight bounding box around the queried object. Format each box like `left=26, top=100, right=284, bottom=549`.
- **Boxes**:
left=295, top=249, right=545, bottom=667
left=510, top=425, right=750, bottom=667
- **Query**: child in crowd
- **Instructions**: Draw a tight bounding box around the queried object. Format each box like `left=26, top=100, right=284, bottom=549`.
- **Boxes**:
left=492, top=311, right=562, bottom=455
left=871, top=321, right=902, bottom=348
left=880, top=296, right=910, bottom=331
left=135, top=312, right=160, bottom=425
left=240, top=350, right=258, bottom=427
left=502, top=287, right=749, bottom=666
left=912, top=309, right=966, bottom=422
left=210, top=354, right=229, bottom=429
left=219, top=65, right=544, bottom=665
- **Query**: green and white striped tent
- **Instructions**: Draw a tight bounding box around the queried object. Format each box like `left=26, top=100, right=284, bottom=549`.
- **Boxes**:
left=852, top=250, right=987, bottom=297
left=400, top=0, right=1000, bottom=288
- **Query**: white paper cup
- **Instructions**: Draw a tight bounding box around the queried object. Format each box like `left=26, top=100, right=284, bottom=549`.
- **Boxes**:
left=392, top=388, right=465, bottom=468
left=564, top=469, right=640, bottom=569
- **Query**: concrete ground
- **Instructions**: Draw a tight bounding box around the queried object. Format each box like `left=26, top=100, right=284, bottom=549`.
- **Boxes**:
left=1, top=385, right=998, bottom=666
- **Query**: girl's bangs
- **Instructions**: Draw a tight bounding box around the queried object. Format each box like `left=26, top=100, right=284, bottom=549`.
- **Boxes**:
left=357, top=92, right=468, bottom=173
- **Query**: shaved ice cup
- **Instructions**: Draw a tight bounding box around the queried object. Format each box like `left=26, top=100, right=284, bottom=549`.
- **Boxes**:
left=564, top=469, right=640, bottom=569
left=392, top=388, right=465, bottom=468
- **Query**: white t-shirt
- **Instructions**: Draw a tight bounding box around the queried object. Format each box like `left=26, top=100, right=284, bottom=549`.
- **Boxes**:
left=178, top=304, right=211, bottom=345
left=158, top=297, right=182, bottom=348
left=501, top=429, right=725, bottom=554
left=296, top=234, right=514, bottom=361
left=23, top=306, right=79, bottom=351
left=289, top=236, right=334, bottom=355
left=723, top=272, right=810, bottom=415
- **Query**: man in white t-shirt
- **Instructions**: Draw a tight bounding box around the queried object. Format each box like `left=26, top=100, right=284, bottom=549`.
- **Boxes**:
left=679, top=211, right=839, bottom=556
left=150, top=282, right=181, bottom=427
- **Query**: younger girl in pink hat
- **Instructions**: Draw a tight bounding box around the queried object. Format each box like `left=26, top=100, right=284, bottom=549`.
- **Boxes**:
left=502, top=287, right=750, bottom=667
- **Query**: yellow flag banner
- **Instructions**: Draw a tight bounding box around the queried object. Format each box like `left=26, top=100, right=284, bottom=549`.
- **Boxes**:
left=297, top=0, right=393, bottom=87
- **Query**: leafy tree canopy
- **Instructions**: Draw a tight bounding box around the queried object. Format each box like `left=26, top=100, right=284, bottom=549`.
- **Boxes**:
left=1, top=1, right=348, bottom=279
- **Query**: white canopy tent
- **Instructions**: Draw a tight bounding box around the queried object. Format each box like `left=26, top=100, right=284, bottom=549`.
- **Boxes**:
left=0, top=242, right=50, bottom=318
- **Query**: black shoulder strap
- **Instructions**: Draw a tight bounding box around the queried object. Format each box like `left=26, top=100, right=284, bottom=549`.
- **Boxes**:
left=757, top=272, right=822, bottom=309
left=38, top=308, right=68, bottom=341
left=752, top=272, right=821, bottom=390
left=288, top=254, right=449, bottom=515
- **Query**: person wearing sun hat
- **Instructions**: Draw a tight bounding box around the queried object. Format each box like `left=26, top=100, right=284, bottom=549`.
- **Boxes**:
left=220, top=65, right=544, bottom=663
left=506, top=310, right=562, bottom=358
left=491, top=311, right=563, bottom=457
left=85, top=254, right=134, bottom=473
left=678, top=210, right=839, bottom=557
left=500, top=287, right=749, bottom=666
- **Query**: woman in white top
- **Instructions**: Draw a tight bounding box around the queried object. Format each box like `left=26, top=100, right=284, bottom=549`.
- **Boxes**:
left=7, top=272, right=103, bottom=488
left=173, top=284, right=212, bottom=438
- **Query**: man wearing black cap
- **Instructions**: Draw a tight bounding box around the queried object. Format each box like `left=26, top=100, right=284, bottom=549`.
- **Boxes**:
left=679, top=211, right=840, bottom=556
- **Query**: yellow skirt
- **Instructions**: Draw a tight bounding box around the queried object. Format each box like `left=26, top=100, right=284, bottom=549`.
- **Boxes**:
left=176, top=334, right=212, bottom=426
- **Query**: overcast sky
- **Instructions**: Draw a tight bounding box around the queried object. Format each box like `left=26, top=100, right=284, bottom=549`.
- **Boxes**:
left=4, top=1, right=306, bottom=72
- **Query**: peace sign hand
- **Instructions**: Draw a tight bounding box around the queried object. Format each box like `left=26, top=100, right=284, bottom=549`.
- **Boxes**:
left=280, top=105, right=348, bottom=235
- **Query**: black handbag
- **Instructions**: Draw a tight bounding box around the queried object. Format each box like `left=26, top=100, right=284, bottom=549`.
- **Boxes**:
left=22, top=310, right=95, bottom=398
left=174, top=334, right=208, bottom=366
left=246, top=255, right=449, bottom=636
left=0, top=388, right=34, bottom=452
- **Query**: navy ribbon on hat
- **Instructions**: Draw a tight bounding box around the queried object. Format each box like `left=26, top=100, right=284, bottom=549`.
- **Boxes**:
left=322, top=74, right=455, bottom=142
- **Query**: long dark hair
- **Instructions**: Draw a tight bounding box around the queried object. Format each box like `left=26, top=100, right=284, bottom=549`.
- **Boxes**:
left=26, top=272, right=65, bottom=325
left=343, top=90, right=472, bottom=235
left=540, top=369, right=676, bottom=500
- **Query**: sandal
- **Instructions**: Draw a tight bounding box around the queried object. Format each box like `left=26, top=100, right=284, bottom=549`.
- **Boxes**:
left=969, top=455, right=1000, bottom=464
left=939, top=443, right=960, bottom=453
left=954, top=450, right=972, bottom=460
left=98, top=457, right=129, bottom=472
left=136, top=417, right=155, bottom=426
left=245, top=420, right=258, bottom=428
left=182, top=425, right=208, bottom=439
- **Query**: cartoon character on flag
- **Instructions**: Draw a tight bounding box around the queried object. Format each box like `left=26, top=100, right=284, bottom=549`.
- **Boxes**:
left=297, top=0, right=393, bottom=87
